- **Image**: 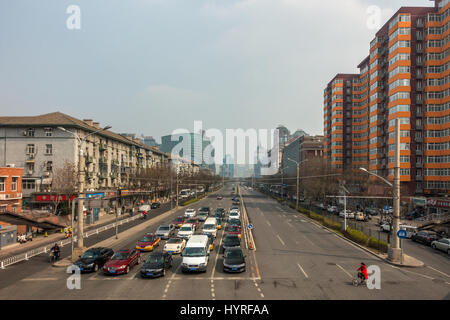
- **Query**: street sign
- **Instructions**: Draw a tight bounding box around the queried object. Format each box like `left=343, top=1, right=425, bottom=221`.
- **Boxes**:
left=397, top=230, right=407, bottom=239
left=248, top=224, right=253, bottom=230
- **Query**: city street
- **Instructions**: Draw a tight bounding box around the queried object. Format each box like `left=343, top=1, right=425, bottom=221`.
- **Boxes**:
left=0, top=185, right=448, bottom=299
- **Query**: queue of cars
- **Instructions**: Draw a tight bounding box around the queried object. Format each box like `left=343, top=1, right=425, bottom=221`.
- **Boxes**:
left=69, top=190, right=248, bottom=279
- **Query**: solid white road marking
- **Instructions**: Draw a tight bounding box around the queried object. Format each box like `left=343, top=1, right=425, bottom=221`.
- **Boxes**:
left=276, top=235, right=285, bottom=246
left=390, top=265, right=435, bottom=280
left=427, top=266, right=450, bottom=278
left=21, top=278, right=58, bottom=281
left=297, top=263, right=309, bottom=279
left=336, top=263, right=353, bottom=279
left=266, top=220, right=271, bottom=226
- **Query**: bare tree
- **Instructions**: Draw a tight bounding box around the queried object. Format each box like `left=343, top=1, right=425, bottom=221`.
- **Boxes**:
left=50, top=161, right=77, bottom=215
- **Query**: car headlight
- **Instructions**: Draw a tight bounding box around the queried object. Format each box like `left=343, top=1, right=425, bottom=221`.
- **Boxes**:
left=182, top=263, right=188, bottom=267
left=118, top=265, right=126, bottom=269
left=199, top=263, right=207, bottom=267
left=86, top=263, right=94, bottom=267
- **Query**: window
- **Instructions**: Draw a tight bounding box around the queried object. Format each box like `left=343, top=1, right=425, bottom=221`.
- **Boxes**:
left=46, top=144, right=52, bottom=155
left=11, top=177, right=17, bottom=191
left=27, top=128, right=35, bottom=137
left=26, top=144, right=35, bottom=154
left=22, top=179, right=35, bottom=190
left=27, top=162, right=34, bottom=172
left=46, top=161, right=53, bottom=172
left=44, top=128, right=52, bottom=137
left=0, top=178, right=4, bottom=192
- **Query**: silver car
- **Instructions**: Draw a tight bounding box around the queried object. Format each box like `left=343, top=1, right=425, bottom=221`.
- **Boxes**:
left=155, top=224, right=175, bottom=239
left=431, top=238, right=450, bottom=254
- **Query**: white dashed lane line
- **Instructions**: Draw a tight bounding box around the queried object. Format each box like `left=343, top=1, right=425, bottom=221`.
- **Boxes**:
left=276, top=235, right=285, bottom=246
left=297, top=263, right=309, bottom=279
left=427, top=266, right=450, bottom=278
left=335, top=263, right=353, bottom=279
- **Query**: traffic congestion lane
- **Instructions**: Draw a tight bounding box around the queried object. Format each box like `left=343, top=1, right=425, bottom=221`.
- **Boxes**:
left=242, top=188, right=450, bottom=299
left=0, top=190, right=224, bottom=299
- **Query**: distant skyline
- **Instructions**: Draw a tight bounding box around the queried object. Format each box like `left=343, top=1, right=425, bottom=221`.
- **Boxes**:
left=1, top=0, right=431, bottom=138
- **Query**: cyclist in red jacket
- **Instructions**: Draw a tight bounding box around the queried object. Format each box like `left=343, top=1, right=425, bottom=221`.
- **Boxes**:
left=357, top=262, right=368, bottom=281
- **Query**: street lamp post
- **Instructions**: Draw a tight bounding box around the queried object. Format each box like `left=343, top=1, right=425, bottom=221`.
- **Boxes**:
left=341, top=185, right=350, bottom=231
left=57, top=125, right=111, bottom=253
left=287, top=158, right=308, bottom=211
left=359, top=117, right=402, bottom=263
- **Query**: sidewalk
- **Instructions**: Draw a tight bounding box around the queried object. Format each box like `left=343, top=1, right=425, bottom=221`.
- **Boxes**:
left=0, top=208, right=138, bottom=260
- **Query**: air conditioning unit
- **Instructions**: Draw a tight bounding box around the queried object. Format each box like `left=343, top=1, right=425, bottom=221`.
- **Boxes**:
left=6, top=164, right=15, bottom=168
left=43, top=171, right=50, bottom=177
left=27, top=170, right=33, bottom=175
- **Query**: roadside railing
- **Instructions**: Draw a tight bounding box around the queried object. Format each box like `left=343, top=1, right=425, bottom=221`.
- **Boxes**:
left=0, top=214, right=141, bottom=269
left=239, top=186, right=255, bottom=251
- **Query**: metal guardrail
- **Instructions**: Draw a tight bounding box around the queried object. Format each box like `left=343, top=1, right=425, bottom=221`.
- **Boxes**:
left=0, top=214, right=141, bottom=269
left=239, top=186, right=255, bottom=251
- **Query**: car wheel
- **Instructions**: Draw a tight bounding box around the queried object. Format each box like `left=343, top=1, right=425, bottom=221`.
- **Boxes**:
left=94, top=264, right=98, bottom=272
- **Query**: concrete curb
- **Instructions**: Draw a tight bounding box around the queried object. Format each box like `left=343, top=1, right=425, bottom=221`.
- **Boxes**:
left=53, top=188, right=223, bottom=268
left=263, top=192, right=425, bottom=268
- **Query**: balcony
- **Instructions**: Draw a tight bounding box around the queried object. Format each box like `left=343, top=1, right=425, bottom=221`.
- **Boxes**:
left=85, top=172, right=94, bottom=180
left=85, top=156, right=94, bottom=164
left=98, top=172, right=108, bottom=180
left=99, top=157, right=108, bottom=165
left=416, top=175, right=423, bottom=181
left=99, top=144, right=108, bottom=151
left=120, top=166, right=130, bottom=174
left=415, top=137, right=423, bottom=143
left=0, top=193, right=22, bottom=200
left=111, top=159, right=119, bottom=166
left=416, top=162, right=423, bottom=168
left=416, top=149, right=423, bottom=155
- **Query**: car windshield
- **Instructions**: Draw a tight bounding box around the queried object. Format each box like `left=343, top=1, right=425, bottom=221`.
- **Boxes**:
left=146, top=255, right=164, bottom=264
left=224, top=236, right=239, bottom=245
left=81, top=251, right=97, bottom=259
left=201, top=207, right=209, bottom=211
left=180, top=227, right=192, bottom=232
left=167, top=238, right=181, bottom=244
left=204, top=224, right=215, bottom=230
left=229, top=220, right=241, bottom=225
left=174, top=218, right=184, bottom=222
left=226, top=250, right=243, bottom=259
left=111, top=252, right=128, bottom=260
left=228, top=226, right=239, bottom=232
left=140, top=236, right=154, bottom=242
left=184, top=247, right=205, bottom=257
left=158, top=226, right=170, bottom=231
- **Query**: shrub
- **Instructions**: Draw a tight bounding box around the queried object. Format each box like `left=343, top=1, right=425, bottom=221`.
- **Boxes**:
left=344, top=228, right=369, bottom=246
left=323, top=218, right=341, bottom=231
left=309, top=212, right=324, bottom=222
left=180, top=198, right=199, bottom=206
left=368, top=237, right=388, bottom=253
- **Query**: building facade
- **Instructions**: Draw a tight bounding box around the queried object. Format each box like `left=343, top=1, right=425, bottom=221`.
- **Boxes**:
left=282, top=136, right=324, bottom=177
left=0, top=112, right=169, bottom=198
left=0, top=166, right=23, bottom=213
left=324, top=0, right=450, bottom=196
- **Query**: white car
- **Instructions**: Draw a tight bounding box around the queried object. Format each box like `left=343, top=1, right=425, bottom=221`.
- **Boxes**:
left=327, top=206, right=338, bottom=213
left=163, top=238, right=186, bottom=254
left=229, top=210, right=240, bottom=220
left=380, top=222, right=391, bottom=232
left=339, top=210, right=354, bottom=219
left=431, top=238, right=450, bottom=254
left=184, top=208, right=196, bottom=218
left=177, top=223, right=194, bottom=240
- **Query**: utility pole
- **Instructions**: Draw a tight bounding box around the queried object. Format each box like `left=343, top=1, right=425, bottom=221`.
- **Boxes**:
left=389, top=118, right=402, bottom=263
left=77, top=145, right=85, bottom=249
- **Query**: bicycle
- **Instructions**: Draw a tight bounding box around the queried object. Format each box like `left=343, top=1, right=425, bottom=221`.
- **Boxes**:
left=352, top=273, right=367, bottom=287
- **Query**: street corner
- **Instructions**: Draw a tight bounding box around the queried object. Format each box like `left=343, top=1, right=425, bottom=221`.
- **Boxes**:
left=52, top=257, right=73, bottom=268
left=383, top=254, right=425, bottom=268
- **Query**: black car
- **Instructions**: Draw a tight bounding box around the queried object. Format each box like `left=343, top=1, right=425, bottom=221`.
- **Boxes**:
left=140, top=252, right=172, bottom=278
left=151, top=202, right=161, bottom=209
left=222, top=234, right=241, bottom=253
left=411, top=231, right=439, bottom=246
left=228, top=218, right=241, bottom=227
left=199, top=207, right=211, bottom=215
left=72, top=247, right=114, bottom=273
left=223, top=247, right=246, bottom=273
left=214, top=208, right=225, bottom=218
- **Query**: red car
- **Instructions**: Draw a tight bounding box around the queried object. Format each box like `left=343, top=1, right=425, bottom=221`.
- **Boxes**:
left=102, top=249, right=141, bottom=275
left=217, top=196, right=223, bottom=200
left=185, top=218, right=199, bottom=230
left=226, top=225, right=242, bottom=239
left=136, top=233, right=161, bottom=251
left=173, top=216, right=186, bottom=228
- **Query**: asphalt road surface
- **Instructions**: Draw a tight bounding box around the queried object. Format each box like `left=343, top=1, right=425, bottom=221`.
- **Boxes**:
left=0, top=185, right=448, bottom=299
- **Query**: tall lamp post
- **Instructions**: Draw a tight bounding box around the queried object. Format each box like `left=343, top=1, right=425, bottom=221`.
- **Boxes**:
left=58, top=125, right=111, bottom=253
left=359, top=120, right=401, bottom=263
left=286, top=158, right=308, bottom=211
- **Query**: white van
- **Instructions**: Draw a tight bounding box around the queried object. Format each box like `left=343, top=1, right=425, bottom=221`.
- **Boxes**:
left=399, top=225, right=418, bottom=238
left=181, top=235, right=210, bottom=273
left=202, top=217, right=218, bottom=238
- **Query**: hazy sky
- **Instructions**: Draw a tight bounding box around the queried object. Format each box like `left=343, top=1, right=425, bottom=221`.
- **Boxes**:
left=0, top=0, right=431, bottom=142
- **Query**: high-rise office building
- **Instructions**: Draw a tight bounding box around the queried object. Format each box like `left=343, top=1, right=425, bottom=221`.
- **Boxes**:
left=324, top=0, right=450, bottom=196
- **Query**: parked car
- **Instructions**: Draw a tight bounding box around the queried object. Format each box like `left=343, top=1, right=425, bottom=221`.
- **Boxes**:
left=155, top=224, right=175, bottom=239
left=71, top=247, right=114, bottom=273
left=339, top=210, right=354, bottom=219
left=199, top=206, right=211, bottom=215
left=317, top=203, right=325, bottom=209
left=327, top=206, right=338, bottom=213
left=214, top=208, right=225, bottom=218
left=173, top=216, right=186, bottom=228
left=223, top=247, right=246, bottom=273
left=411, top=230, right=439, bottom=246
left=136, top=233, right=161, bottom=251
left=151, top=202, right=161, bottom=209
left=217, top=196, right=223, bottom=200
left=380, top=222, right=391, bottom=232
left=431, top=238, right=450, bottom=254
left=184, top=208, right=196, bottom=218
left=140, top=252, right=172, bottom=278
left=103, top=249, right=140, bottom=275
left=177, top=223, right=194, bottom=240
left=365, top=208, right=378, bottom=216
left=355, top=212, right=366, bottom=221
